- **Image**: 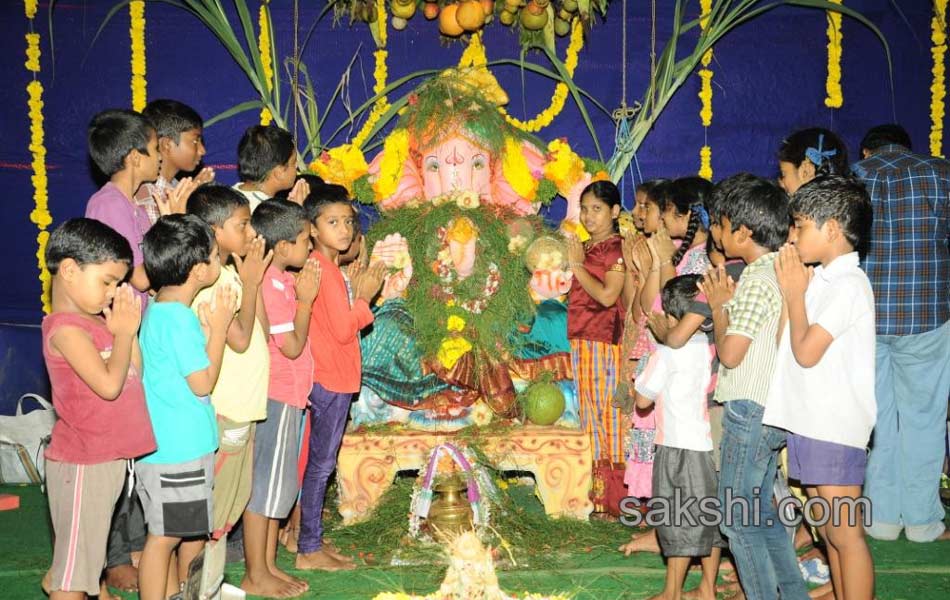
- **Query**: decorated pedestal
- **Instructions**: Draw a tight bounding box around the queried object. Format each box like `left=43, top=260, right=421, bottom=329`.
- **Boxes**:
left=336, top=426, right=593, bottom=524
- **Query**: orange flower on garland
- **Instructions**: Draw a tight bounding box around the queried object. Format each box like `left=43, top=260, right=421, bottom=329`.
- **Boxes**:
left=697, top=0, right=714, bottom=180
left=825, top=0, right=843, bottom=109
left=930, top=0, right=948, bottom=157
left=258, top=1, right=274, bottom=125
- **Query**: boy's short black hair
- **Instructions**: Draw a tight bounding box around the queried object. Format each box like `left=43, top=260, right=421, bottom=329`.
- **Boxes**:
left=46, top=218, right=133, bottom=275
left=251, top=199, right=308, bottom=254
left=88, top=109, right=154, bottom=177
left=237, top=125, right=295, bottom=182
left=142, top=99, right=203, bottom=143
left=143, top=214, right=214, bottom=290
left=860, top=124, right=912, bottom=153
left=186, top=183, right=249, bottom=227
left=790, top=175, right=872, bottom=252
left=661, top=274, right=704, bottom=321
left=303, top=183, right=351, bottom=222
left=713, top=173, right=790, bottom=252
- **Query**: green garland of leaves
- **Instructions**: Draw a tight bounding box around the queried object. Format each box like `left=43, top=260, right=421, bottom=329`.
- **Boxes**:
left=366, top=202, right=549, bottom=360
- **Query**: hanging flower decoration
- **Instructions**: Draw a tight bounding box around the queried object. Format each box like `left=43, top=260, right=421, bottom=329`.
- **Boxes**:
left=372, top=128, right=410, bottom=200
left=543, top=138, right=585, bottom=195
left=502, top=137, right=539, bottom=201
left=24, top=1, right=51, bottom=313
left=697, top=0, right=714, bottom=180
left=258, top=1, right=274, bottom=125
left=309, top=143, right=369, bottom=194
left=930, top=0, right=948, bottom=158
left=824, top=0, right=843, bottom=109
left=352, top=0, right=391, bottom=148
left=130, top=0, right=147, bottom=112
left=458, top=20, right=583, bottom=133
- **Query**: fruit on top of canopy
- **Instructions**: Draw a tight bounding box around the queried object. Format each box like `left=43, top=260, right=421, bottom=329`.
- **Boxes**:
left=424, top=0, right=440, bottom=20
left=392, top=0, right=418, bottom=20
left=455, top=0, right=486, bottom=31
left=522, top=379, right=566, bottom=426
left=520, top=0, right=548, bottom=30
left=440, top=4, right=465, bottom=36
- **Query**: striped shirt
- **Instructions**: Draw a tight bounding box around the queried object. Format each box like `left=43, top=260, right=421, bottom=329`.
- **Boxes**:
left=852, top=145, right=950, bottom=335
left=714, top=252, right=782, bottom=407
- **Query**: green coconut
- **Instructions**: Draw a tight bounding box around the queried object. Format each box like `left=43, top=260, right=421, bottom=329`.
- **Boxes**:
left=522, top=380, right=565, bottom=426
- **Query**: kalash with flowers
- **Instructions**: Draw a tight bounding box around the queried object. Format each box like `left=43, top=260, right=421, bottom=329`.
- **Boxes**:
left=313, top=69, right=607, bottom=430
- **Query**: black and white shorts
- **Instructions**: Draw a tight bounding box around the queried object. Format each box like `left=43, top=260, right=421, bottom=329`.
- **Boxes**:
left=135, top=453, right=214, bottom=538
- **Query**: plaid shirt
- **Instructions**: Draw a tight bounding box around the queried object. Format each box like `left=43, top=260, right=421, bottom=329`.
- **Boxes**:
left=853, top=145, right=950, bottom=335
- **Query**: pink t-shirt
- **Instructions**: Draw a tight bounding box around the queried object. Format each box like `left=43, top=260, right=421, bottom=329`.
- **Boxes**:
left=262, top=266, right=314, bottom=407
left=42, top=312, right=156, bottom=464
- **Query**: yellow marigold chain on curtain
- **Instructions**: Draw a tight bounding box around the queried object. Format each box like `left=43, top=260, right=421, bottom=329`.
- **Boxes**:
left=697, top=0, right=713, bottom=180
left=259, top=1, right=274, bottom=125
left=492, top=19, right=584, bottom=133
left=930, top=0, right=948, bottom=157
left=825, top=0, right=843, bottom=108
left=24, top=1, right=51, bottom=313
left=130, top=0, right=147, bottom=112
left=352, top=0, right=390, bottom=147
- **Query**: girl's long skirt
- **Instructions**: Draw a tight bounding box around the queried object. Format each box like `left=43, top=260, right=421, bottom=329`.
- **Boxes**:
left=570, top=338, right=624, bottom=463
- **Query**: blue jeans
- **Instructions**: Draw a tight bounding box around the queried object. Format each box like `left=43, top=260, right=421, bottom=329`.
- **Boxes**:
left=865, top=320, right=950, bottom=542
left=718, top=400, right=808, bottom=600
left=297, top=383, right=352, bottom=554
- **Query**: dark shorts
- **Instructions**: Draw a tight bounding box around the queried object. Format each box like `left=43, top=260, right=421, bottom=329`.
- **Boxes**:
left=135, top=453, right=214, bottom=538
left=786, top=433, right=867, bottom=486
left=652, top=445, right=727, bottom=557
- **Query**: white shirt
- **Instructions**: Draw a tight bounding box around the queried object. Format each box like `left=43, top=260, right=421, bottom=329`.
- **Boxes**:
left=635, top=335, right=713, bottom=452
left=232, top=183, right=270, bottom=214
left=764, top=252, right=876, bottom=449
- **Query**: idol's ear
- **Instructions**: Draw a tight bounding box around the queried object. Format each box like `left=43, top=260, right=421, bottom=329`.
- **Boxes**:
left=489, top=140, right=546, bottom=216
left=367, top=149, right=424, bottom=212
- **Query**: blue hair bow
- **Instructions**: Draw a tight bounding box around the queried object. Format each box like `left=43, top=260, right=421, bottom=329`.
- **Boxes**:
left=694, top=203, right=710, bottom=229
left=805, top=133, right=838, bottom=168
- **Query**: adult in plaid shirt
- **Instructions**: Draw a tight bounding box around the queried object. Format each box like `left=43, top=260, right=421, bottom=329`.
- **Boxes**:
left=853, top=124, right=950, bottom=543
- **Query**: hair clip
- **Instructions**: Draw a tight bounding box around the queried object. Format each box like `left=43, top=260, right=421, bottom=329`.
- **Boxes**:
left=805, top=133, right=838, bottom=167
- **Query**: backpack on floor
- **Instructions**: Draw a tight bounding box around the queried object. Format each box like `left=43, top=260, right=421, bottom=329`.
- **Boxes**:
left=0, top=394, right=56, bottom=484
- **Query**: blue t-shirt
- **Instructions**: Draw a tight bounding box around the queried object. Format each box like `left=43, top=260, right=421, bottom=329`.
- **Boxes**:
left=139, top=301, right=218, bottom=464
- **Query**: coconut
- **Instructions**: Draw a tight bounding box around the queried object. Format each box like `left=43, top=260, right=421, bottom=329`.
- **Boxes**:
left=455, top=0, right=486, bottom=31
left=522, top=380, right=566, bottom=426
left=439, top=4, right=465, bottom=36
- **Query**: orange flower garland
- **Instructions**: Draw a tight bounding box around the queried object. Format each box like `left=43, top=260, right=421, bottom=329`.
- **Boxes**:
left=258, top=1, right=274, bottom=125
left=130, top=0, right=147, bottom=111
left=930, top=0, right=948, bottom=157
left=697, top=0, right=713, bottom=180
left=824, top=0, right=843, bottom=109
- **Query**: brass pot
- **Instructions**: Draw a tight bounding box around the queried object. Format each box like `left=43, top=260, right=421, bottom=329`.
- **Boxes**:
left=427, top=473, right=474, bottom=538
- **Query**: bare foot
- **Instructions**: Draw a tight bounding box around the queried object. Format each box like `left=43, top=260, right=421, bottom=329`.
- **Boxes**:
left=718, top=580, right=745, bottom=599
left=104, top=563, right=139, bottom=592
left=321, top=540, right=355, bottom=565
left=267, top=564, right=310, bottom=592
left=41, top=570, right=51, bottom=595
left=98, top=580, right=120, bottom=600
left=808, top=582, right=835, bottom=599
left=279, top=527, right=299, bottom=553
left=618, top=529, right=660, bottom=556
left=241, top=570, right=307, bottom=598
left=295, top=549, right=355, bottom=571
left=682, top=583, right=717, bottom=600
left=934, top=529, right=950, bottom=541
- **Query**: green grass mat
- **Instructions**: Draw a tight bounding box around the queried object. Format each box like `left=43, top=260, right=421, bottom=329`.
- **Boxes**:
left=2, top=483, right=948, bottom=599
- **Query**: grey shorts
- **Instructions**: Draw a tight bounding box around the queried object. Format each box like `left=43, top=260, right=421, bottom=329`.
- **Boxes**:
left=247, top=400, right=304, bottom=519
left=135, top=453, right=214, bottom=538
left=652, top=445, right=727, bottom=557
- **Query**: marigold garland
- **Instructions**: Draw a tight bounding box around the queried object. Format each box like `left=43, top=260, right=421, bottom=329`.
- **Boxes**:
left=309, top=143, right=369, bottom=193
left=373, top=128, right=409, bottom=200
left=497, top=19, right=584, bottom=133
left=352, top=0, right=390, bottom=147
left=930, top=0, right=948, bottom=157
left=824, top=0, right=843, bottom=109
left=543, top=138, right=585, bottom=195
left=697, top=0, right=714, bottom=180
left=502, top=137, right=539, bottom=201
left=258, top=1, right=274, bottom=125
left=24, top=1, right=51, bottom=313
left=129, top=0, right=147, bottom=112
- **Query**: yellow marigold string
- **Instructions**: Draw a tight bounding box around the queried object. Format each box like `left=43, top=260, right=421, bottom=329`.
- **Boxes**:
left=129, top=0, right=147, bottom=112
left=502, top=137, right=538, bottom=200
left=498, top=18, right=584, bottom=133
left=543, top=138, right=585, bottom=195
left=352, top=0, right=389, bottom=147
left=697, top=0, right=714, bottom=180
left=824, top=0, right=843, bottom=109
left=24, top=1, right=51, bottom=313
left=930, top=0, right=948, bottom=157
left=258, top=1, right=274, bottom=125
left=373, top=128, right=409, bottom=201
